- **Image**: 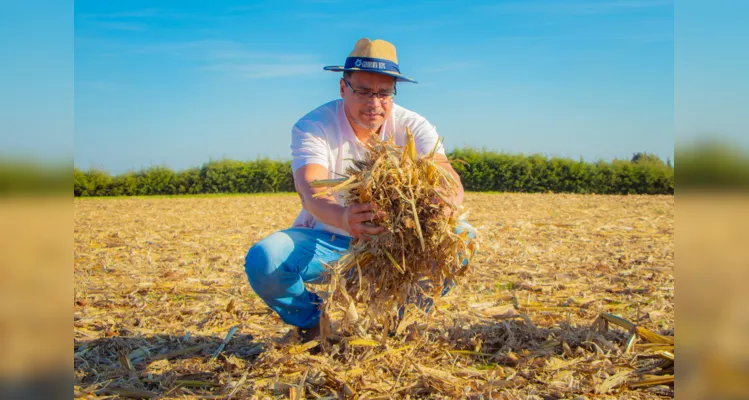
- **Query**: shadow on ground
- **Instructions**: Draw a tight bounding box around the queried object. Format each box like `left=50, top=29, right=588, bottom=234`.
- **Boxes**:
left=74, top=332, right=263, bottom=398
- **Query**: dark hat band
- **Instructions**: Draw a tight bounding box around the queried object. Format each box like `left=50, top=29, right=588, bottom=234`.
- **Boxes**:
left=344, top=57, right=401, bottom=74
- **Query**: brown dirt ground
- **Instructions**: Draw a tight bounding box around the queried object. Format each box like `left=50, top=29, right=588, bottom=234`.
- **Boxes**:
left=74, top=193, right=674, bottom=399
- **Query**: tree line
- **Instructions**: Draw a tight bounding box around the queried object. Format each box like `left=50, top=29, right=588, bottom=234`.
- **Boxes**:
left=73, top=150, right=675, bottom=196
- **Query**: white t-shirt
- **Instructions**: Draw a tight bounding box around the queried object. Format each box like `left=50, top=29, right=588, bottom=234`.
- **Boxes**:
left=290, top=99, right=446, bottom=237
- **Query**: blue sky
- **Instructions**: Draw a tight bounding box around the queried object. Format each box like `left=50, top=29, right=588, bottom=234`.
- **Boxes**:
left=69, top=0, right=679, bottom=174
left=6, top=1, right=744, bottom=174
left=675, top=1, right=749, bottom=149
left=0, top=1, right=73, bottom=164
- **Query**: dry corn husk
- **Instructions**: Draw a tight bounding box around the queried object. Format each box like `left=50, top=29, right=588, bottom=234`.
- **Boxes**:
left=311, top=128, right=478, bottom=329
left=73, top=191, right=674, bottom=399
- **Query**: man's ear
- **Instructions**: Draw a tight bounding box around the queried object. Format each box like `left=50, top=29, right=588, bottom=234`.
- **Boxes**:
left=339, top=79, right=346, bottom=98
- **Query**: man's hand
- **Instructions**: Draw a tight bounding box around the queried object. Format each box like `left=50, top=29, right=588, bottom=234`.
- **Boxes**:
left=430, top=190, right=458, bottom=219
left=342, top=203, right=388, bottom=240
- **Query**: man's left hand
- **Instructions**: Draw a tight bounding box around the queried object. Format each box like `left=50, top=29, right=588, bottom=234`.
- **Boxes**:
left=430, top=189, right=457, bottom=219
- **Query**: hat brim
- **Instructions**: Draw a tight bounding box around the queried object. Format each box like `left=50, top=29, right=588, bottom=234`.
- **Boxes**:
left=323, top=65, right=418, bottom=84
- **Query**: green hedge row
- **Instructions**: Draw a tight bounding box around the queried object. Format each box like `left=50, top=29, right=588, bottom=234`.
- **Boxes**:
left=74, top=159, right=295, bottom=196
left=0, top=158, right=70, bottom=195
left=675, top=140, right=749, bottom=190
left=73, top=150, right=674, bottom=196
left=449, top=149, right=673, bottom=194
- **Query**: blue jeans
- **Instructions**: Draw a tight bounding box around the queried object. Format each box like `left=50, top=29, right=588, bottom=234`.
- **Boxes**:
left=244, top=222, right=476, bottom=329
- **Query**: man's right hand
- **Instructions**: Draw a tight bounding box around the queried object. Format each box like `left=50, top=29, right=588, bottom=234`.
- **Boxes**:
left=342, top=203, right=388, bottom=240
left=294, top=164, right=388, bottom=240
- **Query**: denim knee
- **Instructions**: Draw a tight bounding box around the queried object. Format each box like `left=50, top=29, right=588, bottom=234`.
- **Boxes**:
left=456, top=220, right=477, bottom=240
left=244, top=242, right=271, bottom=296
left=244, top=233, right=292, bottom=296
left=455, top=220, right=477, bottom=267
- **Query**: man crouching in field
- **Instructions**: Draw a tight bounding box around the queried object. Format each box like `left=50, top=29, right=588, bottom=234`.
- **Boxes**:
left=243, top=38, right=475, bottom=342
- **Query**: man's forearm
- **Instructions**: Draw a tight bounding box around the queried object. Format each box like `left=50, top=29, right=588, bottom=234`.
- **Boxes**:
left=294, top=164, right=349, bottom=232
left=300, top=195, right=347, bottom=231
left=437, top=159, right=464, bottom=208
left=452, top=184, right=464, bottom=207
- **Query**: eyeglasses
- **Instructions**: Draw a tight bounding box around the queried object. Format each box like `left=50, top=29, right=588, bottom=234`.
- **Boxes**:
left=342, top=79, right=397, bottom=102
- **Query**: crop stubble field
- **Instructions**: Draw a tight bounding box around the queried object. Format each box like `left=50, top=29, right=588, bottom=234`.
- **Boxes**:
left=74, top=193, right=674, bottom=399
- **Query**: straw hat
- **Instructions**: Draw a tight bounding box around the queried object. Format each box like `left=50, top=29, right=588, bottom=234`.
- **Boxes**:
left=324, top=38, right=418, bottom=83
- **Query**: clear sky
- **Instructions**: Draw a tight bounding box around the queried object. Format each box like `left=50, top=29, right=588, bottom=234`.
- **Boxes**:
left=68, top=0, right=680, bottom=174
left=675, top=0, right=749, bottom=150
left=9, top=1, right=745, bottom=174
left=1, top=1, right=73, bottom=164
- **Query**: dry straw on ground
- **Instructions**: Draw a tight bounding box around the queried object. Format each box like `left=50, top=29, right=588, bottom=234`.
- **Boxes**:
left=74, top=189, right=673, bottom=398
left=310, top=129, right=477, bottom=335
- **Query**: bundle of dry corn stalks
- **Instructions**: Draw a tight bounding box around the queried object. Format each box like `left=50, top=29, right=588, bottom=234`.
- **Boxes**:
left=311, top=128, right=478, bottom=332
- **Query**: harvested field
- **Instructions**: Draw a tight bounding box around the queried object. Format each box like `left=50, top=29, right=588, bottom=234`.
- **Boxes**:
left=74, top=193, right=674, bottom=399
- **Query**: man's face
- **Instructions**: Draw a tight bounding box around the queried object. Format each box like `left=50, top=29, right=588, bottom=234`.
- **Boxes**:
left=340, top=71, right=397, bottom=132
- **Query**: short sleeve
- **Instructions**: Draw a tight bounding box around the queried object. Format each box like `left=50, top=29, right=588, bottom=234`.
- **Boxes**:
left=409, top=115, right=446, bottom=157
left=290, top=119, right=330, bottom=173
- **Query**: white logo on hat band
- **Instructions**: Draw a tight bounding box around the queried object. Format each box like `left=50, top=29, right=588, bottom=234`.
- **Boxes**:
left=355, top=59, right=386, bottom=69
